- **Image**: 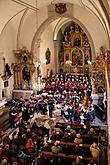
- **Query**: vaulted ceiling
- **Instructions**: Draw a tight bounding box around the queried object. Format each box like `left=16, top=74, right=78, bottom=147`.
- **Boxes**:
left=0, top=0, right=110, bottom=56
left=0, top=0, right=110, bottom=36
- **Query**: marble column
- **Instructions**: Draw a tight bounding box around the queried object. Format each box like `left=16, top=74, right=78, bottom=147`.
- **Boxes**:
left=53, top=40, right=59, bottom=74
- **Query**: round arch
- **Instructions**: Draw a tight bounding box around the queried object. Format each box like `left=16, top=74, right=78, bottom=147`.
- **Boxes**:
left=31, top=13, right=95, bottom=61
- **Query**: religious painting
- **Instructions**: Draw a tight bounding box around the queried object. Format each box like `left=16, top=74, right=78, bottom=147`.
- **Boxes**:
left=22, top=66, right=30, bottom=82
left=72, top=48, right=83, bottom=66
left=74, top=38, right=81, bottom=47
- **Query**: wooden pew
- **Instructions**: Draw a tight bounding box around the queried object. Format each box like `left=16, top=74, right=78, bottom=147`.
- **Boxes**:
left=56, top=122, right=101, bottom=130
left=42, top=151, right=99, bottom=164
left=55, top=122, right=106, bottom=137
left=48, top=140, right=91, bottom=147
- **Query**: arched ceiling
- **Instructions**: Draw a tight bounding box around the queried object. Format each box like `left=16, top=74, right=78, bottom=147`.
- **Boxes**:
left=0, top=0, right=110, bottom=36
left=0, top=0, right=110, bottom=54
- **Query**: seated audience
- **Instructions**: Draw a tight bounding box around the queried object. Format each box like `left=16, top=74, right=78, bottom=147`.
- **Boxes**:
left=74, top=133, right=83, bottom=144
left=72, top=156, right=84, bottom=165
left=51, top=141, right=62, bottom=154
left=88, top=128, right=96, bottom=137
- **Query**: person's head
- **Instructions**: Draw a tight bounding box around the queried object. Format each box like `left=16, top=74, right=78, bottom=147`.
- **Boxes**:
left=76, top=156, right=81, bottom=164
left=4, top=144, right=9, bottom=149
left=1, top=159, right=8, bottom=165
left=67, top=125, right=71, bottom=130
left=19, top=151, right=27, bottom=164
left=90, top=160, right=95, bottom=165
left=22, top=134, right=26, bottom=139
left=12, top=162, right=18, bottom=165
left=92, top=142, right=98, bottom=149
left=90, top=128, right=95, bottom=133
left=76, top=133, right=81, bottom=139
left=54, top=141, right=60, bottom=146
left=70, top=129, right=76, bottom=134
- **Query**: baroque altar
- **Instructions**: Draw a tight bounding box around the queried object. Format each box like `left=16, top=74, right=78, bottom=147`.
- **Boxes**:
left=91, top=47, right=106, bottom=93
left=12, top=47, right=35, bottom=90
left=58, top=22, right=91, bottom=74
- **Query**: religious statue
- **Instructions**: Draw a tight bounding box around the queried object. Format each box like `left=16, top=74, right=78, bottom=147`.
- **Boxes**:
left=72, top=49, right=83, bottom=66
left=45, top=48, right=51, bottom=65
left=22, top=80, right=29, bottom=90
left=1, top=61, right=12, bottom=81
left=37, top=64, right=41, bottom=77
left=5, top=63, right=12, bottom=76
left=64, top=32, right=70, bottom=44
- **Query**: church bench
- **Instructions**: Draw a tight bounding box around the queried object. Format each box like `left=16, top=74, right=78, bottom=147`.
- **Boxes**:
left=50, top=133, right=99, bottom=144
left=56, top=122, right=101, bottom=130
left=48, top=140, right=91, bottom=147
left=81, top=135, right=99, bottom=144
left=55, top=122, right=106, bottom=137
left=42, top=151, right=99, bottom=164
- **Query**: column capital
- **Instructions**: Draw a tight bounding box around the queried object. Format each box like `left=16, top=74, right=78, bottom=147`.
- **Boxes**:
left=53, top=40, right=59, bottom=47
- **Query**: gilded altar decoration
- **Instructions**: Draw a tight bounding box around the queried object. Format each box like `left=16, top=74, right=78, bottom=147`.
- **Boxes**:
left=12, top=47, right=35, bottom=89
left=55, top=3, right=67, bottom=14
left=106, top=50, right=110, bottom=87
left=58, top=22, right=91, bottom=74
left=91, top=47, right=106, bottom=93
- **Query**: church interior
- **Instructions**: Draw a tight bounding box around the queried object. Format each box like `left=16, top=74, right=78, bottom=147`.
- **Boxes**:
left=0, top=0, right=110, bottom=164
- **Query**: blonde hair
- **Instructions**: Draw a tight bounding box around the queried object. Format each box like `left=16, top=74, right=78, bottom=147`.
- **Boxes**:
left=1, top=159, right=8, bottom=165
left=13, top=162, right=18, bottom=165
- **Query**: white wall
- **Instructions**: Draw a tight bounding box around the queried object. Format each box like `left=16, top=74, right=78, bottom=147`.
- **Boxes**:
left=0, top=13, right=22, bottom=100
left=0, top=3, right=109, bottom=99
left=73, top=4, right=109, bottom=54
left=19, top=6, right=48, bottom=51
left=40, top=24, right=55, bottom=77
